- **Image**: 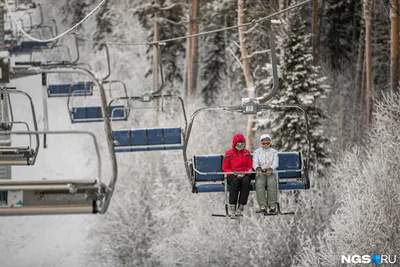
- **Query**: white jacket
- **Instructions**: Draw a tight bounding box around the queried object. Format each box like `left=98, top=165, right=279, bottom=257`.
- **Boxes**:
left=252, top=147, right=279, bottom=171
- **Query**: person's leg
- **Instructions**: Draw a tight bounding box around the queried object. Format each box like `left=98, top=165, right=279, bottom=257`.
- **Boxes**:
left=255, top=174, right=268, bottom=210
left=228, top=176, right=240, bottom=206
left=238, top=176, right=251, bottom=205
left=237, top=176, right=251, bottom=215
left=266, top=173, right=278, bottom=210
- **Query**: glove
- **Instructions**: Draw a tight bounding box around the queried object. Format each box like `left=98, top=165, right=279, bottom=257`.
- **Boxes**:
left=234, top=171, right=244, bottom=178
left=265, top=168, right=273, bottom=176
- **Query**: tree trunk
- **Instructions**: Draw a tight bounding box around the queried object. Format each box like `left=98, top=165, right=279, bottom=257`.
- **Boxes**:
left=238, top=0, right=256, bottom=151
left=153, top=2, right=161, bottom=121
left=279, top=0, right=285, bottom=10
left=190, top=0, right=199, bottom=97
left=185, top=0, right=193, bottom=97
left=153, top=21, right=161, bottom=91
left=364, top=0, right=373, bottom=124
left=351, top=24, right=365, bottom=142
left=312, top=0, right=319, bottom=65
left=224, top=15, right=232, bottom=93
left=390, top=0, right=399, bottom=92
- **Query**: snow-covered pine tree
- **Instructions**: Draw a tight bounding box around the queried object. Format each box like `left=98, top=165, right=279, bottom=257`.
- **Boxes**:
left=257, top=2, right=331, bottom=175
left=200, top=0, right=237, bottom=105
left=94, top=0, right=113, bottom=42
left=245, top=0, right=277, bottom=100
left=135, top=0, right=186, bottom=93
left=322, top=0, right=361, bottom=70
left=372, top=0, right=390, bottom=93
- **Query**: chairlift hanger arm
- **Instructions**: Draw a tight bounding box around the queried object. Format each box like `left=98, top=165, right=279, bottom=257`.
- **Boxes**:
left=151, top=44, right=165, bottom=95
left=103, top=80, right=131, bottom=116
left=266, top=104, right=312, bottom=169
left=99, top=44, right=111, bottom=81
left=153, top=94, right=188, bottom=129
left=107, top=94, right=188, bottom=129
left=12, top=66, right=118, bottom=214
left=255, top=20, right=279, bottom=104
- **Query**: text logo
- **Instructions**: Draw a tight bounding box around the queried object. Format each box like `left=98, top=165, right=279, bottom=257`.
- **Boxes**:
left=341, top=254, right=396, bottom=264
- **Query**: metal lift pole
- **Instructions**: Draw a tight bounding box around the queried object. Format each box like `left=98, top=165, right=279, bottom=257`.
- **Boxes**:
left=0, top=1, right=12, bottom=194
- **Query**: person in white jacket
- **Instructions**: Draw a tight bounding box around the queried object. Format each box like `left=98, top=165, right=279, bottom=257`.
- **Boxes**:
left=252, top=134, right=279, bottom=213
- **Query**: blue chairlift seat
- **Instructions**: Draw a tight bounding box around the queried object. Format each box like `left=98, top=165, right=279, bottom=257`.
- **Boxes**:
left=21, top=41, right=52, bottom=49
left=71, top=105, right=127, bottom=123
left=48, top=82, right=94, bottom=97
left=112, top=127, right=183, bottom=152
left=193, top=152, right=306, bottom=193
left=4, top=39, right=16, bottom=45
left=8, top=41, right=52, bottom=54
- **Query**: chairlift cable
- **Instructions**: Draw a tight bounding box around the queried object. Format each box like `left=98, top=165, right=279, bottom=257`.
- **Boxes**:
left=4, top=0, right=106, bottom=42
left=72, top=0, right=311, bottom=46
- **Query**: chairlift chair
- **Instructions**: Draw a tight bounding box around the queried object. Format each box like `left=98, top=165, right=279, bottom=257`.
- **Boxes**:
left=2, top=66, right=119, bottom=216
left=0, top=88, right=39, bottom=166
left=110, top=93, right=187, bottom=152
left=62, top=45, right=129, bottom=123
left=184, top=100, right=311, bottom=217
left=182, top=21, right=312, bottom=217
left=109, top=45, right=187, bottom=152
left=0, top=131, right=105, bottom=216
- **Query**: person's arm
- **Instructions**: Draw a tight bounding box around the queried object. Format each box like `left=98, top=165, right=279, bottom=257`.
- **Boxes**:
left=247, top=153, right=253, bottom=172
left=252, top=150, right=261, bottom=172
left=271, top=150, right=279, bottom=171
left=222, top=153, right=233, bottom=173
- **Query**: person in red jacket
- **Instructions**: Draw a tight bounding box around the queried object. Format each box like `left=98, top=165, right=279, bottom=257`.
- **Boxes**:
left=222, top=133, right=253, bottom=216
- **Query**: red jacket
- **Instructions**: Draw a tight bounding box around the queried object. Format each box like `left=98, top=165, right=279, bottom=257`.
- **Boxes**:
left=222, top=133, right=253, bottom=175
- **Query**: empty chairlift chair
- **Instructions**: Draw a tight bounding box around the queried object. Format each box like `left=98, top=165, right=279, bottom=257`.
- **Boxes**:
left=67, top=81, right=129, bottom=123
left=8, top=41, right=54, bottom=54
left=47, top=82, right=93, bottom=97
left=113, top=127, right=183, bottom=152
left=110, top=93, right=187, bottom=153
left=0, top=88, right=39, bottom=166
left=0, top=131, right=107, bottom=216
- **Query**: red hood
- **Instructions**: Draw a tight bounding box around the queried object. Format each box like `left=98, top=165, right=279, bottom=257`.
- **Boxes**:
left=231, top=133, right=246, bottom=148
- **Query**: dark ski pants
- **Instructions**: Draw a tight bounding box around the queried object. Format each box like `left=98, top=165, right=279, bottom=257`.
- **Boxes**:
left=227, top=175, right=251, bottom=206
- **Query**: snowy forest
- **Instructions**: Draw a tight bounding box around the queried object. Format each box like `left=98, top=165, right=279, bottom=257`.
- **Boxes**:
left=2, top=0, right=400, bottom=266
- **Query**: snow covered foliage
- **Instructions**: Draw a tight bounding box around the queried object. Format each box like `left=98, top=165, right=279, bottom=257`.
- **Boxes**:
left=322, top=0, right=361, bottom=70
left=135, top=0, right=186, bottom=92
left=295, top=92, right=400, bottom=266
left=256, top=2, right=332, bottom=176
left=200, top=0, right=237, bottom=105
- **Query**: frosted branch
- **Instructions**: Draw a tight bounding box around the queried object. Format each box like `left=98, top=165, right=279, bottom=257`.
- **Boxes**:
left=243, top=49, right=270, bottom=59
left=226, top=47, right=243, bottom=69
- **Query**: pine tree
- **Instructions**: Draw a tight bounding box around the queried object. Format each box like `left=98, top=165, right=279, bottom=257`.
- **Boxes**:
left=135, top=0, right=186, bottom=93
left=200, top=0, right=237, bottom=105
left=322, top=0, right=361, bottom=70
left=257, top=3, right=331, bottom=175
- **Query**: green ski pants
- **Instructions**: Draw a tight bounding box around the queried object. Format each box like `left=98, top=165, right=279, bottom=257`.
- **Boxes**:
left=255, top=173, right=278, bottom=209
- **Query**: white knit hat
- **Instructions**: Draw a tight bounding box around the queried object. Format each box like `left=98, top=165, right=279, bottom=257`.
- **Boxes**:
left=260, top=134, right=271, bottom=141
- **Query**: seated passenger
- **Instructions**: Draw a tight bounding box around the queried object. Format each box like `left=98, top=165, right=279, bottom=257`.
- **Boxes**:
left=222, top=133, right=253, bottom=216
left=252, top=134, right=279, bottom=214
